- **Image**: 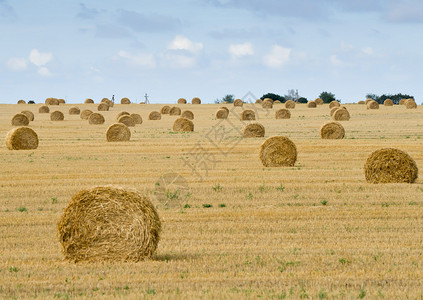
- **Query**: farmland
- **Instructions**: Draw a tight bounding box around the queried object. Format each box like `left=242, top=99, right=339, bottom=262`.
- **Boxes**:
left=1, top=101, right=423, bottom=299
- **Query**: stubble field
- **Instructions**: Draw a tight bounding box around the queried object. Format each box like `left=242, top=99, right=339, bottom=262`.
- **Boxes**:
left=1, top=101, right=423, bottom=299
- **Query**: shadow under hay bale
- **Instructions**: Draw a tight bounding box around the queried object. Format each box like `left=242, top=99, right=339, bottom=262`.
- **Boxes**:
left=234, top=99, right=243, bottom=107
left=121, top=97, right=131, bottom=104
left=240, top=109, right=255, bottom=120
left=118, top=115, right=136, bottom=127
left=320, top=122, right=345, bottom=139
left=11, top=113, right=29, bottom=126
left=106, top=123, right=131, bottom=142
left=259, top=136, right=297, bottom=167
left=160, top=105, right=171, bottom=114
left=149, top=111, right=161, bottom=120
left=69, top=107, right=80, bottom=115
left=169, top=107, right=181, bottom=116
left=191, top=97, right=201, bottom=104
left=275, top=108, right=291, bottom=119
left=6, top=127, right=39, bottom=150
left=50, top=111, right=64, bottom=121
left=173, top=118, right=194, bottom=132
left=216, top=109, right=228, bottom=119
left=39, top=105, right=50, bottom=113
left=130, top=113, right=143, bottom=124
left=57, top=186, right=161, bottom=262
left=242, top=123, right=265, bottom=138
left=177, top=98, right=187, bottom=104
left=285, top=100, right=295, bottom=109
left=21, top=110, right=34, bottom=121
left=364, top=148, right=418, bottom=183
left=181, top=110, right=194, bottom=120
left=333, top=108, right=350, bottom=121
left=80, top=109, right=93, bottom=120
left=88, top=113, right=105, bottom=125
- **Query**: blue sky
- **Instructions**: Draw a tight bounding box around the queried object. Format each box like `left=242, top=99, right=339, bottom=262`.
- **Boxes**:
left=1, top=0, right=423, bottom=104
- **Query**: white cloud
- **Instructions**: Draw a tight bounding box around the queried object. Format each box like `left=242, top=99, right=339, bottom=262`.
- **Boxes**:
left=263, top=45, right=291, bottom=68
left=168, top=35, right=203, bottom=53
left=29, top=49, right=52, bottom=67
left=229, top=42, right=254, bottom=57
left=38, top=67, right=52, bottom=76
left=330, top=54, right=345, bottom=67
left=118, top=50, right=156, bottom=68
left=7, top=57, right=27, bottom=71
left=361, top=47, right=374, bottom=55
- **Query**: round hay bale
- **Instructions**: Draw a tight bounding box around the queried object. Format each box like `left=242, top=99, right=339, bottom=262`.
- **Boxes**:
left=130, top=113, right=143, bottom=124
left=234, top=99, right=243, bottom=107
left=255, top=99, right=263, bottom=104
left=330, top=107, right=339, bottom=116
left=333, top=108, right=350, bottom=121
left=88, top=113, right=105, bottom=125
left=106, top=123, right=131, bottom=142
left=405, top=100, right=417, bottom=109
left=116, top=111, right=130, bottom=121
left=315, top=98, right=324, bottom=105
left=50, top=111, right=64, bottom=121
left=307, top=101, right=317, bottom=108
left=84, top=98, right=94, bottom=104
left=173, top=118, right=194, bottom=132
left=263, top=98, right=273, bottom=102
left=274, top=100, right=281, bottom=104
left=329, top=101, right=340, bottom=109
left=17, top=100, right=26, bottom=104
left=262, top=99, right=273, bottom=109
left=11, top=113, right=29, bottom=126
left=240, top=109, right=255, bottom=121
left=192, top=97, right=201, bottom=104
left=259, top=136, right=297, bottom=167
left=160, top=105, right=171, bottom=114
left=80, top=109, right=93, bottom=120
left=399, top=98, right=406, bottom=105
left=181, top=110, right=194, bottom=120
left=148, top=111, right=161, bottom=120
left=219, top=106, right=229, bottom=113
left=45, top=97, right=59, bottom=105
left=118, top=115, right=136, bottom=127
left=169, top=106, right=181, bottom=116
left=365, top=98, right=374, bottom=105
left=320, top=122, right=345, bottom=139
left=21, top=110, right=34, bottom=121
left=101, top=98, right=114, bottom=107
left=383, top=99, right=393, bottom=106
left=275, top=108, right=291, bottom=119
left=121, top=97, right=131, bottom=104
left=98, top=103, right=110, bottom=111
left=69, top=107, right=80, bottom=115
left=285, top=100, right=295, bottom=109
left=364, top=148, right=418, bottom=183
left=5, top=127, right=39, bottom=150
left=242, top=123, right=265, bottom=138
left=177, top=98, right=187, bottom=104
left=358, top=100, right=365, bottom=104
left=216, top=109, right=228, bottom=119
left=58, top=99, right=66, bottom=104
left=39, top=105, right=50, bottom=113
left=57, top=186, right=161, bottom=262
left=367, top=101, right=379, bottom=109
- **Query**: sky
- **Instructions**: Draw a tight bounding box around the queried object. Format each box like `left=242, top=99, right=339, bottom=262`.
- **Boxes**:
left=1, top=0, right=423, bottom=104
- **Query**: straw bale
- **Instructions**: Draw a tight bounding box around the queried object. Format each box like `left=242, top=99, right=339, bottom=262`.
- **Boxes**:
left=11, top=113, right=29, bottom=126
left=320, top=122, right=345, bottom=139
left=5, top=127, right=39, bottom=150
left=275, top=108, right=291, bottom=119
left=106, top=123, right=131, bottom=142
left=259, top=136, right=297, bottom=167
left=88, top=113, right=105, bottom=125
left=242, top=123, right=265, bottom=138
left=173, top=118, right=194, bottom=132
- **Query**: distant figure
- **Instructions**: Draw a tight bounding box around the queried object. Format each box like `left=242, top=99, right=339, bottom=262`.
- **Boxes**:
left=112, top=95, right=115, bottom=103
left=144, top=93, right=150, bottom=104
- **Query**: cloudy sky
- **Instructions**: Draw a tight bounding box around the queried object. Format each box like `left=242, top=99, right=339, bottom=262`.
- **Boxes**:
left=1, top=0, right=423, bottom=104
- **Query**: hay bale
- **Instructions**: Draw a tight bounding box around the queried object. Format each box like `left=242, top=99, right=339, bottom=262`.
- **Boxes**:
left=219, top=106, right=229, bottom=113
left=130, top=113, right=143, bottom=124
left=255, top=99, right=263, bottom=104
left=39, top=105, right=50, bottom=113
left=216, top=109, right=228, bottom=119
left=84, top=98, right=94, bottom=104
left=262, top=99, right=273, bottom=109
left=57, top=186, right=161, bottom=262
left=148, top=111, right=161, bottom=120
left=21, top=110, right=34, bottom=121
left=160, top=105, right=171, bottom=114
left=45, top=97, right=59, bottom=105
left=329, top=101, right=340, bottom=109
left=17, top=100, right=26, bottom=104
left=98, top=103, right=110, bottom=111
left=191, top=97, right=201, bottom=104
left=333, top=108, right=350, bottom=121
left=275, top=108, right=291, bottom=119
left=383, top=99, right=393, bottom=106
left=358, top=100, right=365, bottom=104
left=367, top=101, right=379, bottom=109
left=242, top=123, right=265, bottom=138
left=177, top=98, right=187, bottom=104
left=88, top=113, right=105, bottom=125
left=80, top=109, right=93, bottom=120
left=173, top=118, right=194, bottom=132
left=121, top=97, right=131, bottom=104
left=330, top=107, right=339, bottom=116
left=69, top=107, right=80, bottom=115
left=274, top=100, right=281, bottom=104
left=240, top=109, right=255, bottom=120
left=58, top=99, right=66, bottom=104
left=307, top=101, right=317, bottom=108
left=285, top=100, right=295, bottom=109
left=399, top=99, right=406, bottom=105
left=181, top=110, right=194, bottom=120
left=320, top=122, right=345, bottom=139
left=259, top=136, right=297, bottom=167
left=315, top=98, right=324, bottom=105
left=50, top=111, right=64, bottom=121
left=405, top=100, right=417, bottom=109
left=101, top=98, right=114, bottom=107
left=365, top=98, right=373, bottom=105
left=118, top=115, right=136, bottom=127
left=106, top=123, right=131, bottom=142
left=11, top=113, right=29, bottom=126
left=169, top=106, right=181, bottom=116
left=5, top=127, right=39, bottom=150
left=263, top=98, right=273, bottom=102
left=364, top=148, right=418, bottom=183
left=116, top=111, right=130, bottom=121
left=234, top=99, right=243, bottom=107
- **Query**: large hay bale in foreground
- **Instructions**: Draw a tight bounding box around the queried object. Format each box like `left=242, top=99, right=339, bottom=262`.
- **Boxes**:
left=69, top=107, right=81, bottom=115
left=45, top=97, right=59, bottom=105
left=98, top=103, right=110, bottom=111
left=216, top=109, right=228, bottom=119
left=275, top=108, right=291, bottom=119
left=364, top=148, right=418, bottom=183
left=121, top=97, right=131, bottom=104
left=405, top=100, right=417, bottom=109
left=5, top=127, right=39, bottom=150
left=84, top=98, right=94, bottom=104
left=88, top=113, right=105, bottom=125
left=17, top=100, right=26, bottom=104
left=320, top=122, right=345, bottom=139
left=242, top=123, right=265, bottom=138
left=262, top=99, right=273, bottom=109
left=285, top=100, right=295, bottom=109
left=329, top=101, right=340, bottom=109
left=106, top=123, right=131, bottom=142
left=333, top=108, right=350, bottom=121
left=11, top=113, right=29, bottom=126
left=173, top=118, right=194, bottom=132
left=259, top=136, right=297, bottom=167
left=383, top=99, right=393, bottom=106
left=57, top=186, right=161, bottom=262
left=234, top=99, right=243, bottom=107
left=169, top=106, right=181, bottom=116
left=181, top=110, right=194, bottom=120
left=307, top=101, right=317, bottom=108
left=39, top=105, right=50, bottom=113
left=21, top=110, right=34, bottom=121
left=130, top=113, right=143, bottom=124
left=50, top=111, right=64, bottom=121
left=160, top=105, right=171, bottom=114
left=367, top=101, right=379, bottom=109
left=314, top=98, right=324, bottom=105
left=191, top=97, right=201, bottom=104
left=240, top=109, right=255, bottom=120
left=177, top=98, right=187, bottom=104
left=116, top=111, right=130, bottom=121
left=118, top=115, right=136, bottom=127
left=148, top=111, right=161, bottom=120
left=80, top=109, right=93, bottom=120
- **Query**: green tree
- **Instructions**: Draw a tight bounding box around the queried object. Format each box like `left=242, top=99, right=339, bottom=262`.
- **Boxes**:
left=260, top=93, right=286, bottom=102
left=319, top=91, right=337, bottom=103
left=365, top=93, right=414, bottom=104
left=297, top=97, right=308, bottom=103
left=214, top=94, right=235, bottom=104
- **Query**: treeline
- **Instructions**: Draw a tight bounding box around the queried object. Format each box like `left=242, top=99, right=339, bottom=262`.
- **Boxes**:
left=366, top=93, right=414, bottom=105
